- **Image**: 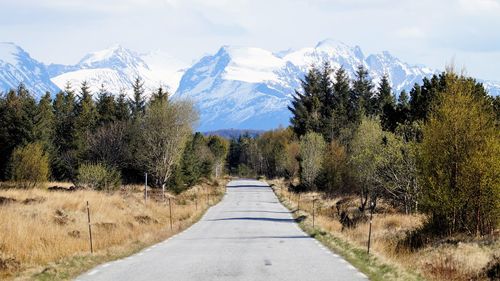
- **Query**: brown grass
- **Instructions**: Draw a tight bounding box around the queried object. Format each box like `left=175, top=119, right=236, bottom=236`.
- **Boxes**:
left=0, top=178, right=227, bottom=280
left=270, top=179, right=499, bottom=281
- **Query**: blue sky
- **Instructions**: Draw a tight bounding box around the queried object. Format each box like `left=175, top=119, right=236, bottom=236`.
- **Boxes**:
left=1, top=0, right=499, bottom=80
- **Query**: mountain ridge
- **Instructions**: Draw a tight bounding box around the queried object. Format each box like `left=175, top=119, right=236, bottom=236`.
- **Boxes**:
left=1, top=40, right=499, bottom=131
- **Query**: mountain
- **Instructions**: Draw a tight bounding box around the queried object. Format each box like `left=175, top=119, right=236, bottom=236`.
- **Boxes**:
left=0, top=40, right=499, bottom=131
left=49, top=45, right=187, bottom=96
left=175, top=39, right=438, bottom=131
left=0, top=42, right=60, bottom=95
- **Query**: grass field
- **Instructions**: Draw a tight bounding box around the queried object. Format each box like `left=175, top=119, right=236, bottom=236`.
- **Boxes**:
left=270, top=179, right=499, bottom=281
left=0, top=179, right=227, bottom=280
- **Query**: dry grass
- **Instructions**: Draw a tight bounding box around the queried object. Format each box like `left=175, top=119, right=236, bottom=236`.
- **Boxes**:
left=0, top=178, right=227, bottom=280
left=270, top=179, right=499, bottom=281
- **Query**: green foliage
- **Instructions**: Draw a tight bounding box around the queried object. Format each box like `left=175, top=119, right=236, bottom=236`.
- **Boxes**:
left=10, top=142, right=49, bottom=188
left=419, top=73, right=499, bottom=235
left=76, top=163, right=121, bottom=191
left=129, top=77, right=146, bottom=120
left=349, top=117, right=385, bottom=211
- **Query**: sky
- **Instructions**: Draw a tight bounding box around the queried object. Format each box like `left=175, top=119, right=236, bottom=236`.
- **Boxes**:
left=1, top=0, right=499, bottom=80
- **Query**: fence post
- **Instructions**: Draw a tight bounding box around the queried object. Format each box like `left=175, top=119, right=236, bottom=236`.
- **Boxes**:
left=144, top=173, right=148, bottom=204
left=86, top=201, right=93, bottom=254
left=169, top=197, right=173, bottom=231
left=312, top=198, right=316, bottom=228
left=195, top=195, right=198, bottom=210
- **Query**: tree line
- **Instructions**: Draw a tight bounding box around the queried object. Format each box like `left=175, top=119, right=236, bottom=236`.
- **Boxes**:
left=0, top=78, right=228, bottom=192
left=228, top=63, right=499, bottom=236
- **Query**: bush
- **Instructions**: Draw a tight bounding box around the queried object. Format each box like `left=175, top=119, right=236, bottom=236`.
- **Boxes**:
left=76, top=163, right=121, bottom=191
left=10, top=142, right=49, bottom=188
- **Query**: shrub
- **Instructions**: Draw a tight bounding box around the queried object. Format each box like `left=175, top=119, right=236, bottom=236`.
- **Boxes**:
left=9, top=142, right=49, bottom=188
left=76, top=163, right=121, bottom=191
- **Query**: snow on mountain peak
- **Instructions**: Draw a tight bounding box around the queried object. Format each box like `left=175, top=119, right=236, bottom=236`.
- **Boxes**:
left=0, top=42, right=27, bottom=66
left=78, top=44, right=146, bottom=69
left=221, top=46, right=285, bottom=83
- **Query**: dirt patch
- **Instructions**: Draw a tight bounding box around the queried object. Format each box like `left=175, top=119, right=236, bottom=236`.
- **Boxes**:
left=0, top=196, right=16, bottom=206
left=22, top=197, right=46, bottom=205
left=134, top=215, right=158, bottom=224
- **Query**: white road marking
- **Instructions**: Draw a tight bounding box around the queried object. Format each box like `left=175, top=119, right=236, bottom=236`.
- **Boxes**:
left=87, top=270, right=99, bottom=276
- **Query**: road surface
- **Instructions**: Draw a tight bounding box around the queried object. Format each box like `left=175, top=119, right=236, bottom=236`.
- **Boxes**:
left=76, top=179, right=368, bottom=281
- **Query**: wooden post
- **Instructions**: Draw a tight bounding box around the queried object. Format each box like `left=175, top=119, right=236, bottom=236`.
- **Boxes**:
left=86, top=201, right=93, bottom=254
left=169, top=197, right=173, bottom=231
left=144, top=173, right=148, bottom=204
left=312, top=198, right=316, bottom=228
left=195, top=195, right=198, bottom=210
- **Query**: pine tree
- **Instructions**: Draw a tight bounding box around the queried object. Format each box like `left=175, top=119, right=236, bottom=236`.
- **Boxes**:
left=129, top=77, right=146, bottom=120
left=352, top=65, right=374, bottom=117
left=289, top=66, right=322, bottom=137
left=0, top=85, right=37, bottom=179
left=375, top=74, right=395, bottom=116
left=96, top=84, right=117, bottom=126
left=52, top=85, right=78, bottom=180
left=75, top=81, right=97, bottom=145
left=150, top=86, right=169, bottom=106
left=115, top=91, right=130, bottom=121
left=34, top=92, right=55, bottom=151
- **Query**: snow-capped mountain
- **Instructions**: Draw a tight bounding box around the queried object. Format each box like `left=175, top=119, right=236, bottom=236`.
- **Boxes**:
left=175, top=39, right=438, bottom=131
left=49, top=45, right=187, bottom=96
left=0, top=42, right=59, bottom=94
left=0, top=40, right=499, bottom=131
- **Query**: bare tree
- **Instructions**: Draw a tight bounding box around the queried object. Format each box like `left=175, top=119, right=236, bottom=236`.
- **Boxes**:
left=139, top=100, right=197, bottom=197
left=299, top=132, right=325, bottom=190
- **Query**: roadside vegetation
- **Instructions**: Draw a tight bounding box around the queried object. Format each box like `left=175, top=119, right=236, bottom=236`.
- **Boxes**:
left=227, top=64, right=500, bottom=281
left=0, top=180, right=226, bottom=280
left=0, top=77, right=230, bottom=279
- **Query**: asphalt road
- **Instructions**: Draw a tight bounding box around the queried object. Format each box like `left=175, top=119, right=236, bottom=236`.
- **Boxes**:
left=76, top=179, right=368, bottom=281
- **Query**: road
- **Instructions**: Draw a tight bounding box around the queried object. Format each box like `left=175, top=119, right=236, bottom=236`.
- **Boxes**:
left=76, top=179, right=368, bottom=281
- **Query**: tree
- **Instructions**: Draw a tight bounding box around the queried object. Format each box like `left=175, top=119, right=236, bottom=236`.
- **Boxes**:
left=74, top=81, right=97, bottom=152
left=130, top=77, right=146, bottom=120
left=9, top=142, right=49, bottom=188
left=419, top=72, right=499, bottom=235
left=352, top=65, right=374, bottom=117
left=115, top=91, right=130, bottom=121
left=0, top=85, right=37, bottom=179
left=52, top=86, right=77, bottom=180
left=180, top=132, right=213, bottom=186
left=319, top=139, right=349, bottom=195
left=289, top=66, right=322, bottom=137
left=139, top=99, right=197, bottom=196
left=299, top=132, right=325, bottom=190
left=34, top=92, right=55, bottom=149
left=349, top=117, right=384, bottom=212
left=374, top=74, right=395, bottom=116
left=376, top=132, right=419, bottom=214
left=207, top=135, right=229, bottom=178
left=86, top=121, right=131, bottom=169
left=96, top=84, right=117, bottom=126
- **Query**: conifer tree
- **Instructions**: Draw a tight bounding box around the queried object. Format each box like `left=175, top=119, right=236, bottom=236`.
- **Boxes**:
left=115, top=91, right=130, bottom=121
left=96, top=84, right=117, bottom=126
left=129, top=77, right=146, bottom=120
left=34, top=92, right=55, bottom=151
left=289, top=66, right=322, bottom=137
left=352, top=65, right=374, bottom=117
